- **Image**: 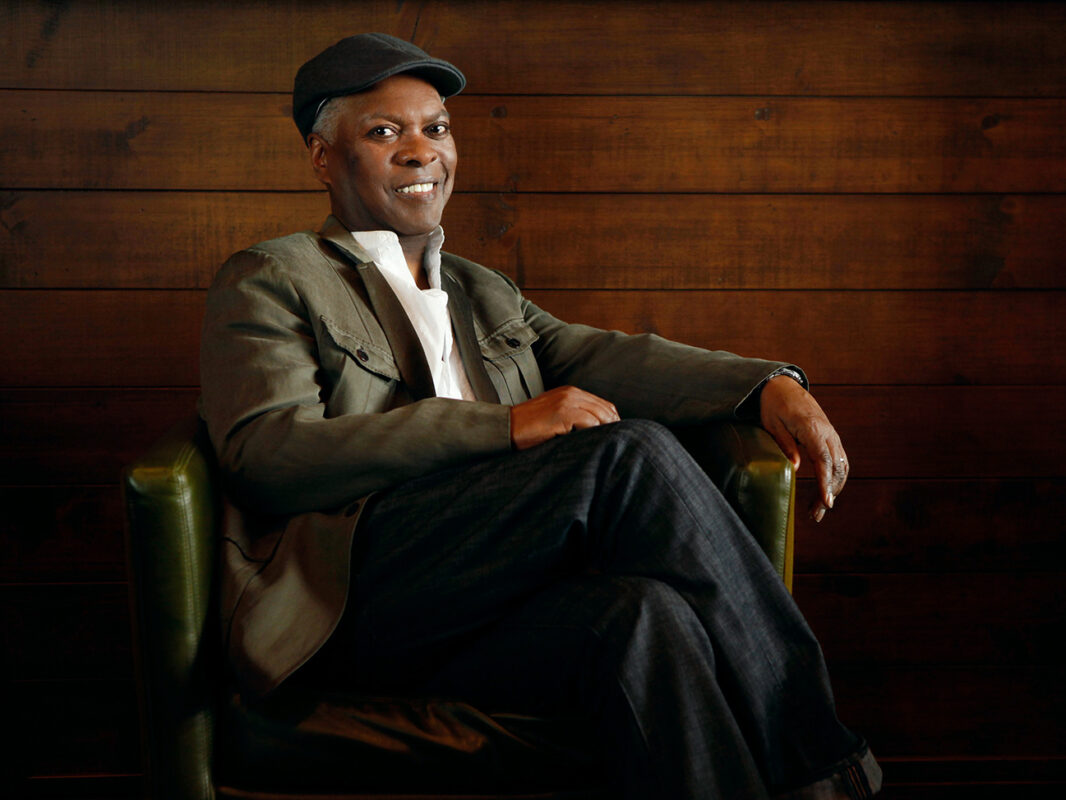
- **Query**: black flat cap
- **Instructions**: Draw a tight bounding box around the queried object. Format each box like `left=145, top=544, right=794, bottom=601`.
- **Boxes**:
left=293, top=33, right=466, bottom=140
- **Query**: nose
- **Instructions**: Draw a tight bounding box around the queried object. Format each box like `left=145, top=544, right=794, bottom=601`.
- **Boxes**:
left=393, top=133, right=438, bottom=167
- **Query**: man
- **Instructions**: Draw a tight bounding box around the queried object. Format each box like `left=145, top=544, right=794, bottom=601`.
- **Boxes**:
left=200, top=33, right=881, bottom=799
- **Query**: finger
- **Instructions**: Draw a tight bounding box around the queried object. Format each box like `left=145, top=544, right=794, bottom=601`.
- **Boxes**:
left=810, top=500, right=828, bottom=523
left=814, top=446, right=838, bottom=509
left=591, top=399, right=620, bottom=424
left=565, top=406, right=610, bottom=432
left=570, top=389, right=620, bottom=424
left=767, top=419, right=802, bottom=469
left=829, top=446, right=849, bottom=505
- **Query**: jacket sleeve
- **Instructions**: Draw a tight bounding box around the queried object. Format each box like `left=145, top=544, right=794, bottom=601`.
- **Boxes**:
left=512, top=278, right=806, bottom=423
left=199, top=248, right=512, bottom=516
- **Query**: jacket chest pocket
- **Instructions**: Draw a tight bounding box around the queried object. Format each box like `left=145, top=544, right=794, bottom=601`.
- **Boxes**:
left=319, top=315, right=400, bottom=413
left=479, top=319, right=544, bottom=405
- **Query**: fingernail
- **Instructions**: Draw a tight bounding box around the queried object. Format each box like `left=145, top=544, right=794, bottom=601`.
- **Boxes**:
left=813, top=507, right=825, bottom=522
left=827, top=492, right=834, bottom=509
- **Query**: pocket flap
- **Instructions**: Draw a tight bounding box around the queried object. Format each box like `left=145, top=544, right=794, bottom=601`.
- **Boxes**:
left=479, top=319, right=540, bottom=361
left=320, top=315, right=400, bottom=381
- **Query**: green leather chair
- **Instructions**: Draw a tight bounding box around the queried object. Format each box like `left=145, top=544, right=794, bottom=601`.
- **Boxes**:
left=123, top=416, right=795, bottom=800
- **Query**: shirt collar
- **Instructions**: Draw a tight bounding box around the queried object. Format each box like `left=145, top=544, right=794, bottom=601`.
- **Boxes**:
left=350, top=226, right=446, bottom=290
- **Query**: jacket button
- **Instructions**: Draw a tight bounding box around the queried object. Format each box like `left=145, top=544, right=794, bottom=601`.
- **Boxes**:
left=505, top=337, right=521, bottom=348
left=355, top=348, right=369, bottom=362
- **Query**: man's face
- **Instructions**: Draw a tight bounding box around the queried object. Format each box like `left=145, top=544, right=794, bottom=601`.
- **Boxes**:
left=309, top=74, right=456, bottom=236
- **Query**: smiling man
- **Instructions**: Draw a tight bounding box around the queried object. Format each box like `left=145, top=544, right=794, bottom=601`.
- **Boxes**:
left=199, top=33, right=881, bottom=799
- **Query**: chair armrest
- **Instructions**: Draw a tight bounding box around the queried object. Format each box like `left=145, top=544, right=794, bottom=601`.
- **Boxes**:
left=673, top=422, right=796, bottom=591
left=122, top=416, right=219, bottom=800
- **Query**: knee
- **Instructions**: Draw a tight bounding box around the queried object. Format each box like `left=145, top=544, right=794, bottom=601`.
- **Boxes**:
left=596, top=419, right=691, bottom=471
left=604, top=418, right=675, bottom=448
left=585, top=576, right=708, bottom=665
left=589, top=419, right=707, bottom=497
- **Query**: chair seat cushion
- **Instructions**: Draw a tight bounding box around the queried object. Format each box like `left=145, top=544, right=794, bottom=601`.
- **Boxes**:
left=216, top=688, right=604, bottom=795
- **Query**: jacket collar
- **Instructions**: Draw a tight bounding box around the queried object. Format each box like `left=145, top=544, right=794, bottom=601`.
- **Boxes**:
left=317, top=216, right=500, bottom=404
left=440, top=269, right=501, bottom=403
left=319, top=214, right=374, bottom=264
left=318, top=216, right=436, bottom=401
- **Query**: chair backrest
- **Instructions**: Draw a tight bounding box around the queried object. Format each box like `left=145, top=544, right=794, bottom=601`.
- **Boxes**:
left=123, top=416, right=219, bottom=800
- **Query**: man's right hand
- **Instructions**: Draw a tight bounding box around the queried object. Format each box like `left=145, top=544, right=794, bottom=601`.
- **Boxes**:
left=510, top=386, right=620, bottom=450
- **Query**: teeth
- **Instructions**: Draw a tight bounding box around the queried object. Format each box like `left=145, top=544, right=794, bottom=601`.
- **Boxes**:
left=397, top=183, right=435, bottom=194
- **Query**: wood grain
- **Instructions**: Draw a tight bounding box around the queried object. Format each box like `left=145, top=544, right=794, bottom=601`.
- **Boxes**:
left=876, top=786, right=1066, bottom=799
left=5, top=93, right=1065, bottom=192
left=5, top=574, right=1058, bottom=683
left=4, top=191, right=1064, bottom=290
left=814, top=386, right=1066, bottom=480
left=4, top=288, right=1061, bottom=388
left=796, top=572, right=1065, bottom=666
left=0, top=486, right=126, bottom=582
left=2, top=290, right=205, bottom=387
left=522, top=289, right=1066, bottom=387
left=4, top=2, right=1064, bottom=96
left=833, top=666, right=1066, bottom=757
left=792, top=479, right=1066, bottom=574
left=13, top=666, right=1064, bottom=780
left=6, top=288, right=1063, bottom=387
left=1, top=387, right=1063, bottom=484
left=3, top=0, right=1064, bottom=793
left=20, top=762, right=1066, bottom=796
left=13, top=679, right=139, bottom=777
left=0, top=388, right=198, bottom=485
left=3, top=480, right=1062, bottom=583
left=1, top=584, right=134, bottom=681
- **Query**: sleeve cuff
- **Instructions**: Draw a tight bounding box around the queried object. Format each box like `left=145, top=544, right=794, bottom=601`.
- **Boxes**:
left=736, top=366, right=807, bottom=420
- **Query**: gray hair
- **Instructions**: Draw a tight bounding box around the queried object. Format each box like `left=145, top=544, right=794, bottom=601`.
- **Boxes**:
left=309, top=96, right=345, bottom=144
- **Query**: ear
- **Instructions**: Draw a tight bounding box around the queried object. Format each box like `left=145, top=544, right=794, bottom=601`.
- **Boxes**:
left=307, top=133, right=332, bottom=187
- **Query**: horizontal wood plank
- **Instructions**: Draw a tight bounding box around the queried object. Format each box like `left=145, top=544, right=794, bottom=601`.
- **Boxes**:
left=0, top=389, right=199, bottom=485
left=5, top=288, right=1064, bottom=387
left=797, top=573, right=1065, bottom=666
left=17, top=765, right=1066, bottom=798
left=13, top=666, right=1063, bottom=779
left=793, top=479, right=1066, bottom=574
left=523, top=289, right=1066, bottom=387
left=4, top=480, right=1062, bottom=583
left=833, top=666, right=1066, bottom=758
left=4, top=191, right=1065, bottom=290
left=2, top=290, right=204, bottom=388
left=813, top=387, right=1066, bottom=479
left=0, top=486, right=126, bottom=582
left=5, top=574, right=1058, bottom=682
left=13, top=679, right=139, bottom=778
left=20, top=775, right=142, bottom=799
left=1, top=584, right=134, bottom=681
left=4, top=93, right=1065, bottom=192
left=0, top=387, right=1062, bottom=484
left=4, top=2, right=1065, bottom=96
left=879, top=757, right=1066, bottom=785
left=877, top=786, right=1066, bottom=799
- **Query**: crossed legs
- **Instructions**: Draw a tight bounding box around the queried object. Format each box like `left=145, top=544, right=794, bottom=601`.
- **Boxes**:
left=323, top=420, right=880, bottom=798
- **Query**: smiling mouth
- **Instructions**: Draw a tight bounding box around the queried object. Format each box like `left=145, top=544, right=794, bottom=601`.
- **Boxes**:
left=395, top=182, right=437, bottom=195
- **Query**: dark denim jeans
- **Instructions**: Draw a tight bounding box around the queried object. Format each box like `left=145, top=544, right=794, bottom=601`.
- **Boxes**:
left=329, top=420, right=881, bottom=798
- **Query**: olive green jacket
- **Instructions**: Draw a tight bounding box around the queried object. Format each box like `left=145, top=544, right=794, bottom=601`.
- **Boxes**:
left=200, top=216, right=797, bottom=695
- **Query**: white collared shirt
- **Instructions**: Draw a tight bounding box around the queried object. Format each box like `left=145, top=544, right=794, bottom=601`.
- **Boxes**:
left=351, top=227, right=476, bottom=401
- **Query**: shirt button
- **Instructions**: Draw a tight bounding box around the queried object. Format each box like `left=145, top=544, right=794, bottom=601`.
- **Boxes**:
left=505, top=337, right=521, bottom=348
left=355, top=348, right=369, bottom=362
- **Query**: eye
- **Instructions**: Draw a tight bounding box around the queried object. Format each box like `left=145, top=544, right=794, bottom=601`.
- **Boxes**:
left=368, top=125, right=397, bottom=139
left=425, top=122, right=451, bottom=138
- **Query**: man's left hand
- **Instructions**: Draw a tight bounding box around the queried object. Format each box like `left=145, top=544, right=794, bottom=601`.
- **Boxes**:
left=758, top=375, right=848, bottom=522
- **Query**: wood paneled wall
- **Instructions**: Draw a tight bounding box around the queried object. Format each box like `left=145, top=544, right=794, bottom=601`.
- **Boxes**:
left=2, top=1, right=1064, bottom=796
